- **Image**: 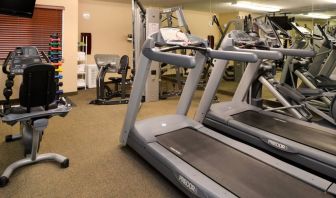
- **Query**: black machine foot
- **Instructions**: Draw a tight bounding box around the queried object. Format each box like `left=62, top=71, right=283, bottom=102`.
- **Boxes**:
left=0, top=176, right=9, bottom=187
left=5, top=134, right=22, bottom=143
left=5, top=135, right=13, bottom=142
left=90, top=99, right=129, bottom=105
left=213, top=95, right=219, bottom=103
left=60, top=159, right=69, bottom=168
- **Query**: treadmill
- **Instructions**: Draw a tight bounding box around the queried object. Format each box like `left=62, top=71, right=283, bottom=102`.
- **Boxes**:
left=120, top=28, right=336, bottom=197
left=196, top=30, right=336, bottom=182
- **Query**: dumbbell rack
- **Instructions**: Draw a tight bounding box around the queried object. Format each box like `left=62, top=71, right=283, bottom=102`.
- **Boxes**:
left=49, top=33, right=64, bottom=100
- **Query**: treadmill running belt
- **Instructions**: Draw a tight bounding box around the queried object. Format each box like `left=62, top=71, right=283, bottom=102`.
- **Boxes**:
left=232, top=111, right=336, bottom=155
left=157, top=128, right=330, bottom=198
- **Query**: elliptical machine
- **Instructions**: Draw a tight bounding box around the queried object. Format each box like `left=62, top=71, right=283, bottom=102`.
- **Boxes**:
left=90, top=54, right=131, bottom=105
left=264, top=19, right=336, bottom=126
left=241, top=22, right=336, bottom=126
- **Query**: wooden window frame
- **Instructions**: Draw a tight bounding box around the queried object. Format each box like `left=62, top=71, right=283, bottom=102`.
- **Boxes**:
left=0, top=6, right=64, bottom=60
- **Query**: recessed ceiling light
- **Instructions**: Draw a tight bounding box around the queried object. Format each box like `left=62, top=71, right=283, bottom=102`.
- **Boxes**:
left=83, top=12, right=91, bottom=20
left=229, top=1, right=281, bottom=12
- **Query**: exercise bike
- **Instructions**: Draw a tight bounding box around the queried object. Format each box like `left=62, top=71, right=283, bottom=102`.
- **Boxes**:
left=0, top=46, right=71, bottom=187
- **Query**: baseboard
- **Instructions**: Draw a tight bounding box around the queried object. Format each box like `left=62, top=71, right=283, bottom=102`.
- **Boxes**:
left=64, top=91, right=78, bottom=97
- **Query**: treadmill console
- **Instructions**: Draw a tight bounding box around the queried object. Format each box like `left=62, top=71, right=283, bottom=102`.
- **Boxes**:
left=159, top=28, right=205, bottom=46
left=9, top=47, right=42, bottom=74
left=160, top=28, right=190, bottom=45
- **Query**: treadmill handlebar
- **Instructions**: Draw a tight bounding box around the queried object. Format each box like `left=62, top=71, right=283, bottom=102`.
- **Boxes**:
left=143, top=33, right=258, bottom=67
left=234, top=46, right=283, bottom=60
left=207, top=49, right=258, bottom=62
left=142, top=48, right=197, bottom=68
left=270, top=48, right=316, bottom=57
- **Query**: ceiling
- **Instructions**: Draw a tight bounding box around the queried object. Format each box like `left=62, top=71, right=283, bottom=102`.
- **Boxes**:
left=93, top=0, right=336, bottom=15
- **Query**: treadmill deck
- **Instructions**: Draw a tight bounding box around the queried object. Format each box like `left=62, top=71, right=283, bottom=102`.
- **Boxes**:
left=157, top=128, right=331, bottom=198
left=232, top=111, right=336, bottom=155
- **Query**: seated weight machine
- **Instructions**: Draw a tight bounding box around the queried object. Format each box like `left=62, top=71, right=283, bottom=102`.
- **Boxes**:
left=90, top=54, right=131, bottom=105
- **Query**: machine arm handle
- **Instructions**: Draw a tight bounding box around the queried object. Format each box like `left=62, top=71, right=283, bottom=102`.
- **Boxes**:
left=270, top=48, right=316, bottom=57
left=2, top=52, right=13, bottom=74
left=41, top=51, right=51, bottom=63
left=234, top=47, right=283, bottom=60
left=142, top=48, right=196, bottom=68
left=207, top=49, right=258, bottom=62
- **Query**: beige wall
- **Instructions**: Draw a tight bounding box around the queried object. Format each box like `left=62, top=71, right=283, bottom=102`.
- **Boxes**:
left=78, top=0, right=222, bottom=65
left=79, top=0, right=133, bottom=65
left=238, top=11, right=261, bottom=19
left=183, top=10, right=220, bottom=45
left=0, top=0, right=78, bottom=100
left=296, top=19, right=327, bottom=30
left=220, top=12, right=239, bottom=23
left=219, top=12, right=240, bottom=34
left=329, top=19, right=336, bottom=26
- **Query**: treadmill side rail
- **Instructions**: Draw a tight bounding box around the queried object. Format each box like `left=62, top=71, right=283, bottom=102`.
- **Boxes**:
left=120, top=40, right=153, bottom=145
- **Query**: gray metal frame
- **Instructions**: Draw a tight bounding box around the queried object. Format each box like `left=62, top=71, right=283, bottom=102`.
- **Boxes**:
left=132, top=1, right=192, bottom=102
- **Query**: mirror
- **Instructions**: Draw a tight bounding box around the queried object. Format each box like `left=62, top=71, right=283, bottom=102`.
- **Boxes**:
left=131, top=0, right=336, bottom=102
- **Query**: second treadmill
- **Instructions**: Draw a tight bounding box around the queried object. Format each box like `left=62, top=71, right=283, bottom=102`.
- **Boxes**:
left=196, top=30, right=336, bottom=181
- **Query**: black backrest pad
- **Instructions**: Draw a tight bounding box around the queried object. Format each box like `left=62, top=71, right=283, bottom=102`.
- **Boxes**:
left=19, top=63, right=56, bottom=108
left=118, top=55, right=129, bottom=74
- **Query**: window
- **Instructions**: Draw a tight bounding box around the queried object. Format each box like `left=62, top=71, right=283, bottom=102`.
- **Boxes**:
left=0, top=7, right=63, bottom=59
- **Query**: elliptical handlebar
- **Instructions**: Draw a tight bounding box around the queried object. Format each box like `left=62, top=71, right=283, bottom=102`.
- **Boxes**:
left=233, top=46, right=283, bottom=60
left=270, top=48, right=316, bottom=57
left=2, top=52, right=13, bottom=75
left=41, top=51, right=51, bottom=63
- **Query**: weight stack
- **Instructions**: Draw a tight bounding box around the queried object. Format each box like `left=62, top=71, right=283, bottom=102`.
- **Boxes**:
left=49, top=33, right=64, bottom=100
